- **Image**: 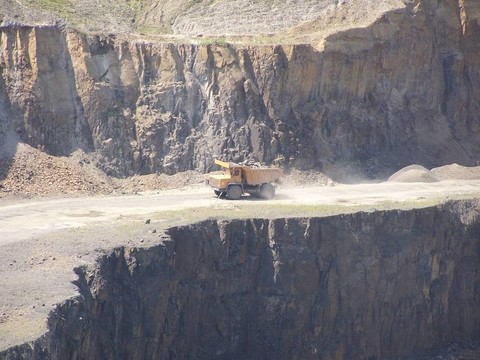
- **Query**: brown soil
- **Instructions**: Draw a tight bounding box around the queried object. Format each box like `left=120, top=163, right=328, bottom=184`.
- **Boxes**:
left=0, top=143, right=206, bottom=200
left=0, top=143, right=116, bottom=198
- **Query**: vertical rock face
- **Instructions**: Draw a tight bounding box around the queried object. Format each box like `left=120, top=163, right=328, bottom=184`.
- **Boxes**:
left=1, top=0, right=479, bottom=178
left=0, top=27, right=94, bottom=155
left=5, top=200, right=475, bottom=359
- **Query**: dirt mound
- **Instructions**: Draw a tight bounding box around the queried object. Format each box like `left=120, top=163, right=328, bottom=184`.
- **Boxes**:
left=388, top=165, right=439, bottom=183
left=0, top=143, right=208, bottom=199
left=431, top=163, right=480, bottom=180
left=0, top=143, right=118, bottom=198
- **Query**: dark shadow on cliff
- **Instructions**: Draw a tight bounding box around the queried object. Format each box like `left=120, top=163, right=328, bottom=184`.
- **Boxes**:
left=0, top=64, right=17, bottom=186
left=0, top=132, right=18, bottom=186
left=29, top=27, right=94, bottom=156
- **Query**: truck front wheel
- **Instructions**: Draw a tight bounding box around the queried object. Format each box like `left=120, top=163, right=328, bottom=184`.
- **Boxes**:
left=227, top=185, right=242, bottom=200
left=214, top=190, right=226, bottom=198
left=260, top=183, right=275, bottom=199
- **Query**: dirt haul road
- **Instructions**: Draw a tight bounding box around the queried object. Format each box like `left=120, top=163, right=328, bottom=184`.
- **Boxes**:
left=1, top=180, right=480, bottom=351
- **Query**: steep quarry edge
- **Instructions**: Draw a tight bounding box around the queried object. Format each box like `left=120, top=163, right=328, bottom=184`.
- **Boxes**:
left=1, top=200, right=480, bottom=359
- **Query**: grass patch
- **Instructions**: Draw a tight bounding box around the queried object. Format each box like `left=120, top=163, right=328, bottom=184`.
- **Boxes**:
left=144, top=196, right=450, bottom=227
left=52, top=195, right=457, bottom=256
left=147, top=203, right=380, bottom=225
left=31, top=0, right=75, bottom=21
left=137, top=24, right=169, bottom=35
left=187, top=0, right=203, bottom=9
left=79, top=196, right=453, bottom=249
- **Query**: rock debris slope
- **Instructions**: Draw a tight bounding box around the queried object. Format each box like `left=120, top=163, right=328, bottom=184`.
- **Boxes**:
left=0, top=0, right=479, bottom=180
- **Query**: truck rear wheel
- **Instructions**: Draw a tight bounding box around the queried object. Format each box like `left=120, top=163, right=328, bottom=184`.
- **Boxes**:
left=227, top=185, right=242, bottom=200
left=260, top=183, right=275, bottom=199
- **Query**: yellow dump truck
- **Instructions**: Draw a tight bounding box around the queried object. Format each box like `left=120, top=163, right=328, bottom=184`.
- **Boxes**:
left=206, top=159, right=282, bottom=200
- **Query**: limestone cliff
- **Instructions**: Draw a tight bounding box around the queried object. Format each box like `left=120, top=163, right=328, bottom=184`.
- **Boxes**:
left=2, top=200, right=479, bottom=359
left=1, top=0, right=479, bottom=178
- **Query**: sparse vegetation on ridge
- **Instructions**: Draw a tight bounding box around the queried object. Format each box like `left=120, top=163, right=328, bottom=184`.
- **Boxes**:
left=0, top=0, right=406, bottom=44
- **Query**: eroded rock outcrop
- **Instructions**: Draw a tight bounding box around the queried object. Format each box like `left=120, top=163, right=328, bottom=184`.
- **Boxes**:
left=1, top=1, right=479, bottom=179
left=3, top=200, right=479, bottom=359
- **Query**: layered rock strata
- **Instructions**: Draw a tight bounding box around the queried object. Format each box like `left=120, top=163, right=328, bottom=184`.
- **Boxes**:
left=0, top=0, right=479, bottom=178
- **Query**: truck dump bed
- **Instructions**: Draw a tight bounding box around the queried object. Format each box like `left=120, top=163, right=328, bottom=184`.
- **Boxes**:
left=212, top=159, right=282, bottom=186
left=242, top=167, right=282, bottom=185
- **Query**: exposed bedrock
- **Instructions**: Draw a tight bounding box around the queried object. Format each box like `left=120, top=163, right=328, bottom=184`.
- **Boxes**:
left=3, top=200, right=479, bottom=359
left=0, top=0, right=479, bottom=178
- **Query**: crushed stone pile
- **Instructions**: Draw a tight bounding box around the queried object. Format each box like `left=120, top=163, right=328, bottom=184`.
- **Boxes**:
left=0, top=143, right=206, bottom=199
left=388, top=165, right=439, bottom=183
left=388, top=163, right=480, bottom=183
left=431, top=163, right=480, bottom=180
left=0, top=143, right=117, bottom=198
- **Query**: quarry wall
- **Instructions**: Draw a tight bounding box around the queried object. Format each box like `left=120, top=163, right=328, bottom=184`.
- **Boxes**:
left=1, top=0, right=479, bottom=178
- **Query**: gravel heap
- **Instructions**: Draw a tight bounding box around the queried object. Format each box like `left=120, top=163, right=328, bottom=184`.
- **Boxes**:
left=431, top=163, right=480, bottom=180
left=0, top=143, right=205, bottom=199
left=0, top=143, right=117, bottom=198
left=388, top=165, right=439, bottom=183
left=388, top=163, right=480, bottom=183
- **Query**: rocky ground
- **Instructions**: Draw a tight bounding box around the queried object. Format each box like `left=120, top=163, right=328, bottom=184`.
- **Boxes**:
left=0, top=142, right=335, bottom=200
left=2, top=142, right=480, bottom=201
left=0, top=142, right=205, bottom=199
